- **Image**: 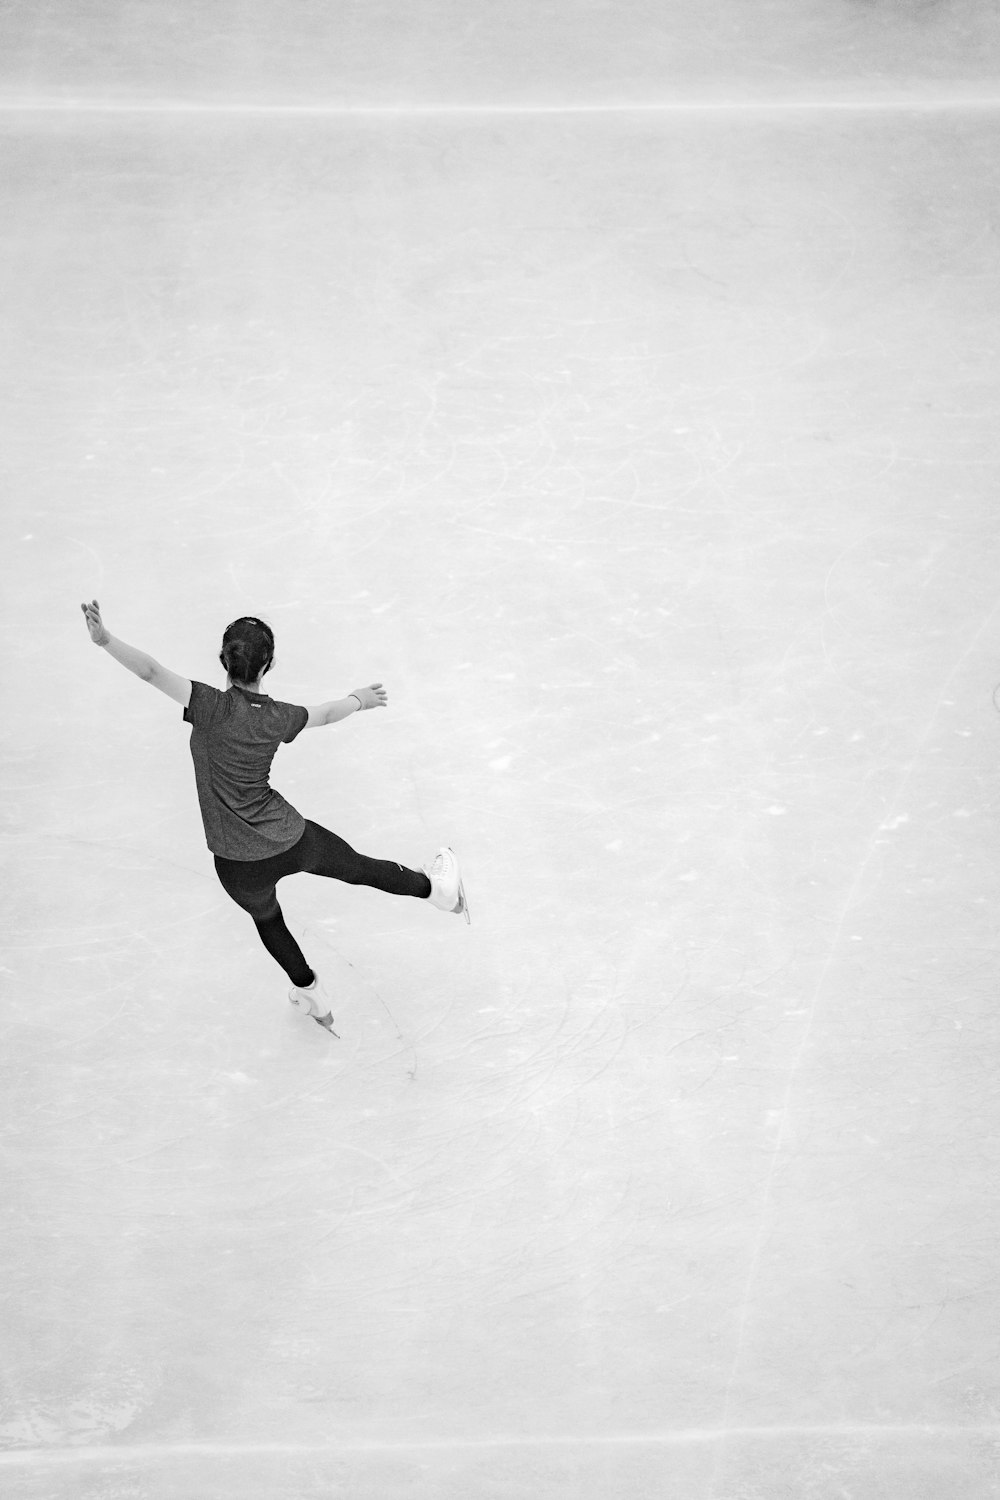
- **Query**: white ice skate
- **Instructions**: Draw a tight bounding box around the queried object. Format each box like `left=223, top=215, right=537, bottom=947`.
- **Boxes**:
left=424, top=846, right=471, bottom=924
left=288, top=974, right=339, bottom=1034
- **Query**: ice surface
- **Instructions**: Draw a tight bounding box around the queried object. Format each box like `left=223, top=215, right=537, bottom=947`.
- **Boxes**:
left=2, top=4, right=1000, bottom=1497
left=0, top=0, right=998, bottom=108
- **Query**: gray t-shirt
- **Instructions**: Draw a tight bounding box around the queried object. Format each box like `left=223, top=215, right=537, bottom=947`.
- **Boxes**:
left=183, top=682, right=309, bottom=860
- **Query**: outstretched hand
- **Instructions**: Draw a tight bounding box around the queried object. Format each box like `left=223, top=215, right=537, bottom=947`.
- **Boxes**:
left=81, top=599, right=111, bottom=647
left=351, top=683, right=388, bottom=711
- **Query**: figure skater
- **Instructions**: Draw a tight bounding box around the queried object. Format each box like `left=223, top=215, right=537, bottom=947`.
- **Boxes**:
left=79, top=600, right=468, bottom=1032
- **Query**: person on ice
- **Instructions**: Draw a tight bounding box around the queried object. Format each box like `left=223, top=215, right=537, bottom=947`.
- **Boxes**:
left=79, top=600, right=468, bottom=1033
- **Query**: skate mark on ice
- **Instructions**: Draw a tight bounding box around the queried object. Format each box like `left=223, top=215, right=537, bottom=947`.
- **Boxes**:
left=711, top=589, right=1000, bottom=1482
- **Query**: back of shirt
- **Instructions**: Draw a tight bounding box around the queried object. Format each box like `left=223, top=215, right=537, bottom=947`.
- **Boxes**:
left=183, top=682, right=309, bottom=860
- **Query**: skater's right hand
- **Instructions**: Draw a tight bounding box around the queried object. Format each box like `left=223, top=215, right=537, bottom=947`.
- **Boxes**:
left=81, top=599, right=111, bottom=647
left=351, top=683, right=387, bottom=711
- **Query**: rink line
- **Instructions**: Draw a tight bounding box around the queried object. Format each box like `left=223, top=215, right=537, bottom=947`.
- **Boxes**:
left=2, top=1425, right=999, bottom=1465
left=1, top=97, right=1000, bottom=116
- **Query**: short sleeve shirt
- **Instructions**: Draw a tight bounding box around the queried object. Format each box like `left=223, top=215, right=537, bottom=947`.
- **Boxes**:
left=183, top=682, right=309, bottom=860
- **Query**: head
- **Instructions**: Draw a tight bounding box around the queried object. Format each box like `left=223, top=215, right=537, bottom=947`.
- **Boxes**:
left=219, top=616, right=275, bottom=689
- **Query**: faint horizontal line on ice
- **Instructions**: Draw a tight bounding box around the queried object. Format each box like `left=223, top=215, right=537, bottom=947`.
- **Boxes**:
left=2, top=1423, right=999, bottom=1465
left=1, top=96, right=999, bottom=117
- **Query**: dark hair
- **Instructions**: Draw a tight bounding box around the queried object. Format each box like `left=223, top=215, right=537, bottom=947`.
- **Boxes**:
left=219, top=616, right=275, bottom=686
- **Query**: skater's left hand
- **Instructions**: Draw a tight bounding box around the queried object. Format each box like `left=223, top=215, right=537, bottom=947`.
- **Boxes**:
left=351, top=683, right=388, bottom=710
left=81, top=599, right=111, bottom=647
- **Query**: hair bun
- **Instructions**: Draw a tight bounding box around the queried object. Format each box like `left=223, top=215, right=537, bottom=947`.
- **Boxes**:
left=219, top=616, right=275, bottom=686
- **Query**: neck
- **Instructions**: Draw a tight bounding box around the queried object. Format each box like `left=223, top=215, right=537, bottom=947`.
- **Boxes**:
left=229, top=676, right=263, bottom=693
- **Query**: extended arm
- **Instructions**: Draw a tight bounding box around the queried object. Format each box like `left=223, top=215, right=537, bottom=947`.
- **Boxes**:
left=102, top=634, right=157, bottom=680
left=305, top=684, right=387, bottom=728
left=81, top=600, right=192, bottom=708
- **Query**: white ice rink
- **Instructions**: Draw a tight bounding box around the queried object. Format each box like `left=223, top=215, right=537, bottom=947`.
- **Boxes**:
left=2, top=3, right=1000, bottom=1496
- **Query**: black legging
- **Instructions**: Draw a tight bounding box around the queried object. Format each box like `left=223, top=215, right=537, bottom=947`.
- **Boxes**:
left=214, top=820, right=432, bottom=987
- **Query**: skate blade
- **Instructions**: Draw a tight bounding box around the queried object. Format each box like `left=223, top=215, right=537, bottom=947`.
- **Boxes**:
left=457, top=877, right=471, bottom=925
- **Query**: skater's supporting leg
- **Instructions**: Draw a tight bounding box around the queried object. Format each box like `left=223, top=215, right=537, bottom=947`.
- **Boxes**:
left=298, top=820, right=431, bottom=899
left=213, top=859, right=315, bottom=987
left=254, top=907, right=315, bottom=989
